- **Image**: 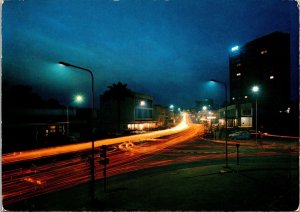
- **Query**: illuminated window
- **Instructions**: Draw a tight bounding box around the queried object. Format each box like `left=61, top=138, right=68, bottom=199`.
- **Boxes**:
left=140, top=100, right=146, bottom=106
left=231, top=46, right=239, bottom=52
left=50, top=126, right=56, bottom=133
left=260, top=50, right=268, bottom=55
left=270, top=75, right=274, bottom=79
left=236, top=63, right=242, bottom=67
left=236, top=73, right=241, bottom=76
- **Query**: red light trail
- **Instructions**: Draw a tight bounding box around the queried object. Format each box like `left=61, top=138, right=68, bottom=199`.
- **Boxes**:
left=2, top=113, right=298, bottom=207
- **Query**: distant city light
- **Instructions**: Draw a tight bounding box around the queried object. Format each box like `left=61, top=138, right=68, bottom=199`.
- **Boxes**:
left=244, top=95, right=248, bottom=99
left=202, top=106, right=207, bottom=111
left=231, top=46, right=239, bottom=52
left=169, top=105, right=174, bottom=110
left=270, top=75, right=274, bottom=79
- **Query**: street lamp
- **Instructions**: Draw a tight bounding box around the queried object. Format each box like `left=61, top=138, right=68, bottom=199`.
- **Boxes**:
left=66, top=95, right=83, bottom=136
left=59, top=61, right=95, bottom=200
left=252, top=85, right=259, bottom=144
left=210, top=79, right=228, bottom=168
left=67, top=95, right=83, bottom=136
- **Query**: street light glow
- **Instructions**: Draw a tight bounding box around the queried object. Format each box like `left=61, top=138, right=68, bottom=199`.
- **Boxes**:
left=75, top=95, right=83, bottom=103
left=202, top=106, right=207, bottom=111
left=252, top=85, right=259, bottom=93
left=59, top=61, right=71, bottom=67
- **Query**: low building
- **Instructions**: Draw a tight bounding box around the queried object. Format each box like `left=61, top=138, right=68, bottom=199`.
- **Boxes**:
left=218, top=103, right=253, bottom=128
left=153, top=104, right=168, bottom=128
left=2, top=107, right=89, bottom=153
left=99, top=92, right=158, bottom=135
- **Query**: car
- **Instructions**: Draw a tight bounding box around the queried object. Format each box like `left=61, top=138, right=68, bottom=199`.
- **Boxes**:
left=229, top=130, right=251, bottom=140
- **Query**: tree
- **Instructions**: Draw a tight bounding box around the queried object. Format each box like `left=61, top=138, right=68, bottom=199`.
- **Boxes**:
left=103, top=82, right=133, bottom=133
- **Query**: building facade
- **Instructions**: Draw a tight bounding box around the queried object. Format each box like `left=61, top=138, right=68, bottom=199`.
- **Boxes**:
left=230, top=31, right=290, bottom=107
left=99, top=92, right=157, bottom=134
left=228, top=31, right=294, bottom=134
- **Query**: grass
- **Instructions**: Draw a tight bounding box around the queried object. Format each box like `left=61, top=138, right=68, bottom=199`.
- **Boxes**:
left=7, top=154, right=299, bottom=211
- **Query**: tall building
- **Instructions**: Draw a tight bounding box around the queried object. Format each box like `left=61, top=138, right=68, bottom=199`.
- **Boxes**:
left=228, top=31, right=294, bottom=134
left=230, top=31, right=290, bottom=106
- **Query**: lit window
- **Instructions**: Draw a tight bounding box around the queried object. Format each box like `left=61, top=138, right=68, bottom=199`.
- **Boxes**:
left=50, top=126, right=56, bottom=133
left=140, top=100, right=146, bottom=106
left=236, top=73, right=241, bottom=76
left=270, top=75, right=274, bottom=79
left=260, top=50, right=268, bottom=55
left=231, top=46, right=239, bottom=52
left=236, top=63, right=242, bottom=67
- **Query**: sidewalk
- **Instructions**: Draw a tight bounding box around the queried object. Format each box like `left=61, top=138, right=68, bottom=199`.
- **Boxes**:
left=6, top=154, right=299, bottom=211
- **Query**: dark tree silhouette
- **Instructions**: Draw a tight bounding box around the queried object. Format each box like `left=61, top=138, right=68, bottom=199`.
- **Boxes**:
left=103, top=82, right=133, bottom=133
left=2, top=83, right=62, bottom=109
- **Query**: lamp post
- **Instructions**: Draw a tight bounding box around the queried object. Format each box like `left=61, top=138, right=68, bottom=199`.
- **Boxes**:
left=66, top=95, right=83, bottom=136
left=252, top=85, right=259, bottom=144
left=210, top=79, right=228, bottom=168
left=59, top=61, right=95, bottom=200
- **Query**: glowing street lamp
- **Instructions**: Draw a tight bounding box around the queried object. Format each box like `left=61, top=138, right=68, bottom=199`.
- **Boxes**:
left=67, top=94, right=84, bottom=136
left=210, top=79, right=228, bottom=168
left=59, top=61, right=95, bottom=201
left=75, top=95, right=83, bottom=103
left=202, top=106, right=208, bottom=111
left=252, top=85, right=259, bottom=144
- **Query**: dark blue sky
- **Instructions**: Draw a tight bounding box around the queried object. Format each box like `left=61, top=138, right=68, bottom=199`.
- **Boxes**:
left=3, top=0, right=299, bottom=108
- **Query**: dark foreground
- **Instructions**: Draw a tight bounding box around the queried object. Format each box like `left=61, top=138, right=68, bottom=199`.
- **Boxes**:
left=6, top=154, right=299, bottom=211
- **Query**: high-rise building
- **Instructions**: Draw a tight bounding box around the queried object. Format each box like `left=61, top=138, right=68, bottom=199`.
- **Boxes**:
left=229, top=31, right=290, bottom=106
left=228, top=31, right=294, bottom=134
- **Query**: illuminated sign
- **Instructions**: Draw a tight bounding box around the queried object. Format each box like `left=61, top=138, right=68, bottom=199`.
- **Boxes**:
left=231, top=46, right=239, bottom=52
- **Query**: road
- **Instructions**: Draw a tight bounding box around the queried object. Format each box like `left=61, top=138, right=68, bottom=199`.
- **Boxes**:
left=2, top=113, right=189, bottom=165
left=3, top=113, right=206, bottom=206
left=4, top=112, right=297, bottom=208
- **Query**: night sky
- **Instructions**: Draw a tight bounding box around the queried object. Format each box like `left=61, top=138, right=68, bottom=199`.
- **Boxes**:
left=3, top=0, right=299, bottom=108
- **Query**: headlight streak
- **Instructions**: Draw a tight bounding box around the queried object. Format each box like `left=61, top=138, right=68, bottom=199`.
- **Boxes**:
left=3, top=113, right=190, bottom=165
left=3, top=120, right=293, bottom=207
left=3, top=113, right=205, bottom=206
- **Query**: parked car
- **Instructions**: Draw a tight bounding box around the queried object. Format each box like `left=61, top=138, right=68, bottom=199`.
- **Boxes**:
left=229, top=131, right=250, bottom=140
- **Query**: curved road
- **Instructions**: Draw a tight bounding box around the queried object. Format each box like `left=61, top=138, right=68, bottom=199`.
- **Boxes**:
left=3, top=113, right=206, bottom=206
left=3, top=113, right=190, bottom=165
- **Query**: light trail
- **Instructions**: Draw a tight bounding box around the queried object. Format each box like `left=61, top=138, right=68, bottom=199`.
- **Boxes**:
left=4, top=112, right=296, bottom=208
left=3, top=113, right=196, bottom=206
left=3, top=113, right=190, bottom=165
left=3, top=120, right=297, bottom=207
